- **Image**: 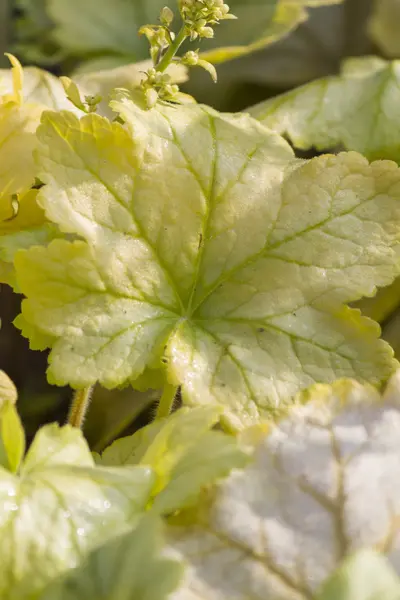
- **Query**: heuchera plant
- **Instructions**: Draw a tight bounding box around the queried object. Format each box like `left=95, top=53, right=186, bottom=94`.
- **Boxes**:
left=3, top=0, right=400, bottom=598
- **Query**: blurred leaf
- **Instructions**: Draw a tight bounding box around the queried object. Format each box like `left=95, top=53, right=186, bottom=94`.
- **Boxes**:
left=187, top=0, right=374, bottom=110
left=201, top=0, right=344, bottom=64
left=0, top=371, right=24, bottom=474
left=40, top=515, right=183, bottom=600
left=15, top=0, right=345, bottom=77
left=250, top=56, right=400, bottom=162
left=318, top=550, right=400, bottom=600
left=0, top=0, right=10, bottom=67
left=369, top=0, right=400, bottom=58
left=354, top=279, right=400, bottom=325
left=0, top=370, right=17, bottom=407
left=0, top=422, right=155, bottom=599
left=168, top=374, right=400, bottom=599
left=0, top=401, right=25, bottom=473
left=100, top=406, right=248, bottom=514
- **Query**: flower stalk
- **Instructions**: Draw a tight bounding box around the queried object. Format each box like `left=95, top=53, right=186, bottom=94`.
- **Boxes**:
left=139, top=0, right=236, bottom=107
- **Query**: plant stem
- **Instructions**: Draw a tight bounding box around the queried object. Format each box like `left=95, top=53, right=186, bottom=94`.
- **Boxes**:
left=156, top=26, right=187, bottom=72
left=155, top=383, right=178, bottom=420
left=68, top=387, right=94, bottom=429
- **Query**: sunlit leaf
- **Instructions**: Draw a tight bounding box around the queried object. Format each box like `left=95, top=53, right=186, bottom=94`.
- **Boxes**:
left=0, top=190, right=58, bottom=289
left=0, top=423, right=154, bottom=599
left=250, top=56, right=400, bottom=163
left=15, top=99, right=400, bottom=428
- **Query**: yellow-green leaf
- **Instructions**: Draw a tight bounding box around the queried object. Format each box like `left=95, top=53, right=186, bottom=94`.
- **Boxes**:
left=250, top=56, right=400, bottom=163
left=100, top=406, right=248, bottom=513
left=15, top=99, right=400, bottom=428
left=0, top=371, right=24, bottom=474
left=0, top=370, right=17, bottom=407
left=0, top=422, right=155, bottom=599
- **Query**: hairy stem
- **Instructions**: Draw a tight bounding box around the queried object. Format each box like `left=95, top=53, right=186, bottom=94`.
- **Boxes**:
left=68, top=387, right=94, bottom=429
left=156, top=26, right=187, bottom=72
left=155, top=383, right=178, bottom=420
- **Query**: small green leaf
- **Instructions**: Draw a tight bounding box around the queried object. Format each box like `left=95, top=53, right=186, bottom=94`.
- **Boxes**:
left=250, top=56, right=400, bottom=163
left=0, top=370, right=17, bottom=407
left=15, top=99, right=400, bottom=427
left=0, top=371, right=25, bottom=474
left=318, top=550, right=400, bottom=600
left=40, top=515, right=183, bottom=599
left=0, top=402, right=25, bottom=473
left=167, top=372, right=400, bottom=599
left=0, top=423, right=155, bottom=599
left=100, top=406, right=248, bottom=513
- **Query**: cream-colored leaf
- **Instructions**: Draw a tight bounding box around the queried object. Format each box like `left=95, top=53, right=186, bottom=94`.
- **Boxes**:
left=168, top=372, right=400, bottom=599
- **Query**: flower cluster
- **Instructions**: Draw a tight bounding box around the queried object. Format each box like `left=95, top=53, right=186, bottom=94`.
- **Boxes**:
left=140, top=68, right=180, bottom=108
left=179, top=0, right=236, bottom=40
left=139, top=1, right=236, bottom=108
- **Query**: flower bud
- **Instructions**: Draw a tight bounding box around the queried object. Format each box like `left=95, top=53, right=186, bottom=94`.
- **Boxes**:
left=160, top=6, right=174, bottom=26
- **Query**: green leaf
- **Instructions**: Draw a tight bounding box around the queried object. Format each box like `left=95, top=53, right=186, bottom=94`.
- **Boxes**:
left=0, top=370, right=17, bottom=407
left=0, top=422, right=155, bottom=599
left=0, top=190, right=58, bottom=289
left=249, top=56, right=400, bottom=163
left=40, top=515, right=183, bottom=599
left=167, top=373, right=400, bottom=599
left=16, top=0, right=344, bottom=70
left=15, top=100, right=400, bottom=428
left=47, top=0, right=158, bottom=57
left=206, top=0, right=372, bottom=94
left=353, top=278, right=400, bottom=325
left=369, top=0, right=400, bottom=59
left=0, top=402, right=25, bottom=474
left=318, top=550, right=400, bottom=600
left=100, top=406, right=248, bottom=513
left=0, top=371, right=25, bottom=474
left=201, top=0, right=345, bottom=65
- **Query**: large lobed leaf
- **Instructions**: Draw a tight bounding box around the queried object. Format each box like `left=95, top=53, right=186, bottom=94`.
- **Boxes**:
left=15, top=96, right=400, bottom=427
left=167, top=372, right=400, bottom=599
